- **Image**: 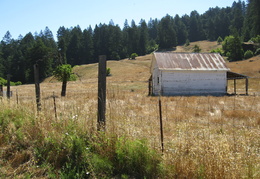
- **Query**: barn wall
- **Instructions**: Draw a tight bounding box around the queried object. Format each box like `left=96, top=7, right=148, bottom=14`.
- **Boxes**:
left=161, top=70, right=227, bottom=96
left=151, top=62, right=161, bottom=95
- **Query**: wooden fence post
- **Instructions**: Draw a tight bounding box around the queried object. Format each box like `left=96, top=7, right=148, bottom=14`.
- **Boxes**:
left=16, top=89, right=19, bottom=105
left=234, top=79, right=237, bottom=95
left=97, top=55, right=107, bottom=131
left=159, top=97, right=164, bottom=153
left=53, top=92, right=57, bottom=119
left=0, top=85, right=3, bottom=97
left=7, top=74, right=11, bottom=99
left=245, top=78, right=249, bottom=95
left=34, top=64, right=41, bottom=112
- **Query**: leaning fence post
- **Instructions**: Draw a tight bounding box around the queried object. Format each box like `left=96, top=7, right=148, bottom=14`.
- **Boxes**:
left=159, top=96, right=164, bottom=153
left=97, top=55, right=107, bottom=131
left=34, top=64, right=41, bottom=112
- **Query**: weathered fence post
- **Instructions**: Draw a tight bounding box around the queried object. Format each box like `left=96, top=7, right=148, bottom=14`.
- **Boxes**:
left=53, top=92, right=57, bottom=119
left=16, top=89, right=19, bottom=105
left=34, top=64, right=41, bottom=112
left=0, top=85, right=3, bottom=97
left=159, top=96, right=164, bottom=153
left=97, top=55, right=107, bottom=131
left=7, top=74, right=11, bottom=99
left=245, top=78, right=249, bottom=95
left=234, top=79, right=237, bottom=95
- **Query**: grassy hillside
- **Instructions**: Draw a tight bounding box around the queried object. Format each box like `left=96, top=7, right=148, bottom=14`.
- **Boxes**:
left=174, top=40, right=222, bottom=53
left=1, top=41, right=259, bottom=178
left=60, top=40, right=260, bottom=93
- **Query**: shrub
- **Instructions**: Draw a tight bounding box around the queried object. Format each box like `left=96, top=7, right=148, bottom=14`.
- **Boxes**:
left=210, top=48, right=224, bottom=55
left=222, top=35, right=244, bottom=61
left=14, top=81, right=22, bottom=86
left=193, top=45, right=201, bottom=53
left=0, top=77, right=22, bottom=86
left=244, top=50, right=254, bottom=59
left=147, top=40, right=159, bottom=53
left=106, top=68, right=111, bottom=76
left=185, top=39, right=190, bottom=46
left=111, top=52, right=120, bottom=60
left=130, top=53, right=138, bottom=60
left=255, top=48, right=260, bottom=55
left=217, top=36, right=223, bottom=44
left=113, top=137, right=163, bottom=178
left=0, top=77, right=7, bottom=85
left=249, top=35, right=260, bottom=43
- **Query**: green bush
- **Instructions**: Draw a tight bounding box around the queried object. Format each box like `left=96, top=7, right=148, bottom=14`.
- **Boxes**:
left=0, top=77, right=22, bottom=86
left=217, top=36, right=223, bottom=44
left=222, top=35, right=244, bottom=61
left=147, top=40, right=159, bottom=53
left=114, top=137, right=163, bottom=178
left=244, top=50, right=254, bottom=59
left=255, top=48, right=260, bottom=55
left=1, top=106, right=165, bottom=178
left=106, top=68, right=111, bottom=76
left=210, top=48, right=224, bottom=55
left=130, top=53, right=138, bottom=60
left=250, top=35, right=260, bottom=43
left=193, top=45, right=201, bottom=53
left=0, top=77, right=7, bottom=85
left=185, top=39, right=190, bottom=46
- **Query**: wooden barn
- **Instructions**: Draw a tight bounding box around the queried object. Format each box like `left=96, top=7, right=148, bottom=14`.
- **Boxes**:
left=149, top=52, right=248, bottom=96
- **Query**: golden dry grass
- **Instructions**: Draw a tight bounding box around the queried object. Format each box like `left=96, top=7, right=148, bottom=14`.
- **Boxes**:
left=1, top=85, right=260, bottom=178
left=227, top=55, right=260, bottom=78
left=1, top=41, right=260, bottom=178
left=174, top=40, right=222, bottom=53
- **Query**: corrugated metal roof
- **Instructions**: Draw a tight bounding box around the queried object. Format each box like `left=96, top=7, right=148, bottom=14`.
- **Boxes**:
left=154, top=52, right=230, bottom=71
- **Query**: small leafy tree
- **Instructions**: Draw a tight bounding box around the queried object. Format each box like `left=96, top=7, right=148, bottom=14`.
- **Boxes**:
left=130, top=53, right=138, bottom=60
left=217, top=36, right=223, bottom=44
left=53, top=64, right=74, bottom=96
left=244, top=50, right=254, bottom=59
left=193, top=44, right=201, bottom=53
left=222, top=35, right=243, bottom=61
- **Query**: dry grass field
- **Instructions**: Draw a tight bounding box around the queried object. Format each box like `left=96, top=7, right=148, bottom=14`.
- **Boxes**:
left=174, top=40, right=222, bottom=53
left=1, top=41, right=260, bottom=178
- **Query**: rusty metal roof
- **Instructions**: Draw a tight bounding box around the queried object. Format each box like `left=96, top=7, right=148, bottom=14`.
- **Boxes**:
left=154, top=52, right=230, bottom=71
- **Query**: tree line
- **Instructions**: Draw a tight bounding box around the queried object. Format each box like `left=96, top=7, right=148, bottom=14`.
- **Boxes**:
left=0, top=0, right=259, bottom=84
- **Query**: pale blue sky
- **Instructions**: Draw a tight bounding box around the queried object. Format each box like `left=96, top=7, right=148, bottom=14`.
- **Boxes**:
left=0, top=0, right=238, bottom=40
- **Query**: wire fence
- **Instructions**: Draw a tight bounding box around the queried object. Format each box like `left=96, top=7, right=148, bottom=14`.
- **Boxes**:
left=1, top=78, right=259, bottom=152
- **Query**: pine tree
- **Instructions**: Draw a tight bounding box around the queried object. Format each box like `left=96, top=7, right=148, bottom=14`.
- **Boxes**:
left=29, top=38, right=54, bottom=81
left=138, top=19, right=149, bottom=55
left=189, top=11, right=205, bottom=42
left=174, top=15, right=188, bottom=45
left=57, top=26, right=70, bottom=64
left=80, top=27, right=94, bottom=64
left=158, top=14, right=177, bottom=49
left=244, top=0, right=260, bottom=38
left=66, top=26, right=82, bottom=65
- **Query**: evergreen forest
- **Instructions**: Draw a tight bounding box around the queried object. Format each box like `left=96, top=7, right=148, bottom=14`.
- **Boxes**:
left=0, top=0, right=259, bottom=84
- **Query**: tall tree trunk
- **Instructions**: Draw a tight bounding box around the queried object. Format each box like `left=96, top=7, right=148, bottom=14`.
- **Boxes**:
left=61, top=80, right=67, bottom=96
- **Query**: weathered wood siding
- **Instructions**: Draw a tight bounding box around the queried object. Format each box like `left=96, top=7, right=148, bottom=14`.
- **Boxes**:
left=153, top=69, right=227, bottom=96
left=151, top=61, right=161, bottom=95
left=162, top=70, right=227, bottom=95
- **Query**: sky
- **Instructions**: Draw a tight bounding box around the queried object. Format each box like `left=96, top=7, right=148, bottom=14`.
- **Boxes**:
left=0, top=0, right=238, bottom=41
